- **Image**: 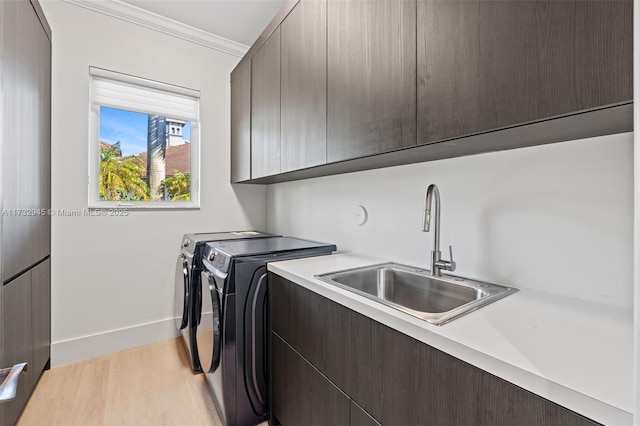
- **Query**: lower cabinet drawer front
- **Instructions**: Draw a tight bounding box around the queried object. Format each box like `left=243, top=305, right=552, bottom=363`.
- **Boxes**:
left=381, top=328, right=599, bottom=426
left=271, top=333, right=350, bottom=426
left=269, top=272, right=351, bottom=391
left=2, top=273, right=35, bottom=426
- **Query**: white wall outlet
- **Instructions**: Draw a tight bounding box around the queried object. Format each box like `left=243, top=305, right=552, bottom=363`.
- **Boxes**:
left=353, top=205, right=368, bottom=226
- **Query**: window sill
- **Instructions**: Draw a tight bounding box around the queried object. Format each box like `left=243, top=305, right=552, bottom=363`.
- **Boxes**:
left=88, top=200, right=200, bottom=210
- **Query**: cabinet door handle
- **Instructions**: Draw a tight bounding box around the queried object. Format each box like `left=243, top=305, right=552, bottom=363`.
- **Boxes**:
left=0, top=362, right=28, bottom=403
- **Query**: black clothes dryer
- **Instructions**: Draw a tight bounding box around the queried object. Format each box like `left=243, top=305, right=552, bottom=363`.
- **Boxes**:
left=197, top=237, right=336, bottom=426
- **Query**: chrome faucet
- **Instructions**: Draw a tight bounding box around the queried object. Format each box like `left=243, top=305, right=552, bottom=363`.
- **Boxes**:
left=423, top=184, right=456, bottom=277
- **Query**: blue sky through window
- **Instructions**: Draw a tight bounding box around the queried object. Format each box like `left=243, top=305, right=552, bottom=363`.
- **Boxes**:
left=100, top=106, right=192, bottom=156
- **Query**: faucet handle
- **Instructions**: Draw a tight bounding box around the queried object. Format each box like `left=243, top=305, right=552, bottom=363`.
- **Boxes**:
left=447, top=245, right=456, bottom=272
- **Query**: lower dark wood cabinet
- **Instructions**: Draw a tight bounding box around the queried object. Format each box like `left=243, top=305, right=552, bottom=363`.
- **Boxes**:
left=381, top=329, right=598, bottom=426
left=1, top=259, right=51, bottom=425
left=270, top=273, right=351, bottom=391
left=31, top=259, right=51, bottom=379
left=351, top=401, right=381, bottom=426
left=271, top=333, right=350, bottom=426
left=269, top=273, right=600, bottom=426
left=345, top=310, right=384, bottom=422
left=1, top=274, right=33, bottom=426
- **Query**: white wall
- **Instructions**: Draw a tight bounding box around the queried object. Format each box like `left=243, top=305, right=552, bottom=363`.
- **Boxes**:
left=267, top=133, right=634, bottom=309
left=41, top=1, right=266, bottom=366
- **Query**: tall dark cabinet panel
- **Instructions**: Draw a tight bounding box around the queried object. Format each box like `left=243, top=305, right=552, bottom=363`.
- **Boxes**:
left=0, top=1, right=51, bottom=424
left=327, top=0, right=416, bottom=162
left=1, top=0, right=51, bottom=282
left=417, top=0, right=633, bottom=144
left=230, top=60, right=252, bottom=183
left=251, top=28, right=281, bottom=179
left=280, top=0, right=327, bottom=173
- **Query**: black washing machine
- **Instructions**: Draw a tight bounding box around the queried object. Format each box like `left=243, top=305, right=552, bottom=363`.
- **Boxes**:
left=174, top=231, right=274, bottom=371
left=197, top=237, right=336, bottom=426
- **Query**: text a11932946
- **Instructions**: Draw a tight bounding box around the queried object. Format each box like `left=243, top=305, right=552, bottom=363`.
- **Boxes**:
left=1, top=208, right=129, bottom=217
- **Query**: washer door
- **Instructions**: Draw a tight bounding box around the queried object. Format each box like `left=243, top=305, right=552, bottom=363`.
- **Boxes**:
left=174, top=254, right=189, bottom=330
left=197, top=270, right=222, bottom=373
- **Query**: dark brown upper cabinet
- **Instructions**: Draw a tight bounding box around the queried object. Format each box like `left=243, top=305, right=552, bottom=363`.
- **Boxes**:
left=326, top=0, right=417, bottom=163
left=417, top=0, right=633, bottom=145
left=231, top=0, right=632, bottom=184
left=230, top=60, right=251, bottom=183
left=280, top=0, right=327, bottom=173
left=251, top=27, right=281, bottom=179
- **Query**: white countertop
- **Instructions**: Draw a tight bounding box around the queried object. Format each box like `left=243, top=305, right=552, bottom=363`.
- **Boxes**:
left=268, top=253, right=633, bottom=426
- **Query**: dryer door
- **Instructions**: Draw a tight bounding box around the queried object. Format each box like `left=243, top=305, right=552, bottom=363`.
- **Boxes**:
left=197, top=270, right=222, bottom=373
left=244, top=266, right=268, bottom=415
left=174, top=254, right=189, bottom=330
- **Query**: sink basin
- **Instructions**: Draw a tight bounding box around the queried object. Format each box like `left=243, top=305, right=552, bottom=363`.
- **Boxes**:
left=316, top=263, right=517, bottom=325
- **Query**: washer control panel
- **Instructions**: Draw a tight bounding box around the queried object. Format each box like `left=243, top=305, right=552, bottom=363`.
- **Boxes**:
left=213, top=250, right=231, bottom=273
left=204, top=247, right=231, bottom=274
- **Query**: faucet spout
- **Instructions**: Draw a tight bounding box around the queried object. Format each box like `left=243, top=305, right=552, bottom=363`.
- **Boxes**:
left=423, top=184, right=455, bottom=277
left=423, top=184, right=441, bottom=251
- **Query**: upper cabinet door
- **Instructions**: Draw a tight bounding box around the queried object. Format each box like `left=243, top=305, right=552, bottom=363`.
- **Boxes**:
left=251, top=28, right=281, bottom=179
left=327, top=0, right=417, bottom=163
left=231, top=60, right=251, bottom=183
left=417, top=0, right=633, bottom=145
left=1, top=0, right=51, bottom=281
left=280, top=0, right=327, bottom=173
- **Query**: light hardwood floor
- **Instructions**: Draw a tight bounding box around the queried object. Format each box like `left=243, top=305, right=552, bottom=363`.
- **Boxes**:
left=18, top=338, right=265, bottom=426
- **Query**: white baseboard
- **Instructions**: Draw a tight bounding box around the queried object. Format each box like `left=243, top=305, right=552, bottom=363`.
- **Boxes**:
left=51, top=318, right=181, bottom=367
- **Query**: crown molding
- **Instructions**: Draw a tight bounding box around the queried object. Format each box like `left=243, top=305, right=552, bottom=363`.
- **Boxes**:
left=61, top=0, right=249, bottom=57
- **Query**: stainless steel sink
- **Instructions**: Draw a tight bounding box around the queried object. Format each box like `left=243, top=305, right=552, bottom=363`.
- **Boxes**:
left=316, top=263, right=517, bottom=325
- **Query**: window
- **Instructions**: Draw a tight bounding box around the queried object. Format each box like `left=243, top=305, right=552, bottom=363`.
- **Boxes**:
left=89, top=67, right=200, bottom=208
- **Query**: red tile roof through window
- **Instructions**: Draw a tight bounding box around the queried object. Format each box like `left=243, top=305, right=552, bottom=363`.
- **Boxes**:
left=136, top=143, right=191, bottom=176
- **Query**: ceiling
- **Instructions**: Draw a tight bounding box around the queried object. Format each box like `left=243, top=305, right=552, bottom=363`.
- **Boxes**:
left=119, top=0, right=286, bottom=46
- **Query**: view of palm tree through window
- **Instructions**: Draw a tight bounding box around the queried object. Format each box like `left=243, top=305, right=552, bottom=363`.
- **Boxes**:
left=99, top=106, right=192, bottom=201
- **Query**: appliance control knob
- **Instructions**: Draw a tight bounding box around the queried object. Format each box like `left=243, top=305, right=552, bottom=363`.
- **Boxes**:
left=183, top=239, right=190, bottom=247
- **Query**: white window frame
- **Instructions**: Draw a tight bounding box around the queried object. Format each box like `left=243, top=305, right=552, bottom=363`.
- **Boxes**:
left=88, top=67, right=201, bottom=209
